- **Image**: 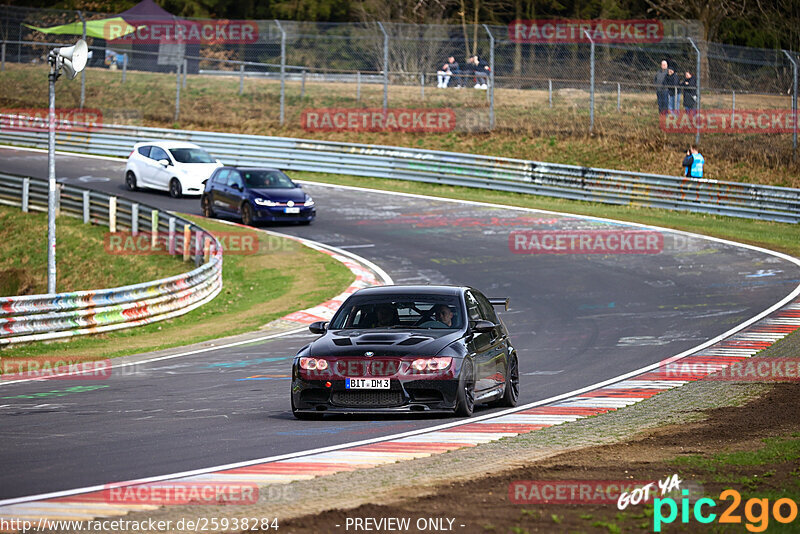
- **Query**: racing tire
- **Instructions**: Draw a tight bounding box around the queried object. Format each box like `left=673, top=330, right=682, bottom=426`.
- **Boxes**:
left=169, top=178, right=182, bottom=199
left=241, top=203, right=254, bottom=227
left=454, top=359, right=475, bottom=417
left=125, top=171, right=138, bottom=191
left=489, top=354, right=519, bottom=408
left=201, top=195, right=216, bottom=218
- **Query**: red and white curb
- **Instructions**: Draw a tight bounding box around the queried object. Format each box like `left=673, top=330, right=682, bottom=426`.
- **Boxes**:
left=1, top=299, right=798, bottom=523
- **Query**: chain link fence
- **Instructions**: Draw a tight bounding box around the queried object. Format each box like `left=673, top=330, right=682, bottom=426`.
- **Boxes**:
left=0, top=5, right=797, bottom=165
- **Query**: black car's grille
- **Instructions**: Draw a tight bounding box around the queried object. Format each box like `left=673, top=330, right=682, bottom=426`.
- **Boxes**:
left=331, top=391, right=404, bottom=407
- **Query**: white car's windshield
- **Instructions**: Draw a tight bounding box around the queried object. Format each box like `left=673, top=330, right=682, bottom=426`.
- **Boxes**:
left=169, top=148, right=215, bottom=164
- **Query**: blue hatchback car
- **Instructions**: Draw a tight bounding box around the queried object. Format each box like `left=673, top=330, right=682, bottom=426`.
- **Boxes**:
left=201, top=167, right=315, bottom=225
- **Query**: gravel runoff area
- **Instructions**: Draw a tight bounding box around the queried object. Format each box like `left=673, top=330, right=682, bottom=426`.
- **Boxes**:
left=44, top=327, right=799, bottom=534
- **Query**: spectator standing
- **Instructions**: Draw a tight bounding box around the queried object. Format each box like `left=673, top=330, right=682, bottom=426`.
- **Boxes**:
left=437, top=62, right=451, bottom=88
left=654, top=60, right=669, bottom=114
left=682, top=145, right=704, bottom=178
left=681, top=70, right=697, bottom=113
left=666, top=65, right=680, bottom=114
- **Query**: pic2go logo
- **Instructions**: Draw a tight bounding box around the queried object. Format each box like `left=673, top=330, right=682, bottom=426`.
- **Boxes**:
left=653, top=489, right=798, bottom=532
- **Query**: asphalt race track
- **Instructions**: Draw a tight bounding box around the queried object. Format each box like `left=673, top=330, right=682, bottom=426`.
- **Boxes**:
left=1, top=147, right=799, bottom=500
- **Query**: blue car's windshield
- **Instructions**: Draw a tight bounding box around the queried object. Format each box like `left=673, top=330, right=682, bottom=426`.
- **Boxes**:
left=242, top=170, right=295, bottom=189
left=169, top=148, right=214, bottom=163
left=329, top=295, right=463, bottom=330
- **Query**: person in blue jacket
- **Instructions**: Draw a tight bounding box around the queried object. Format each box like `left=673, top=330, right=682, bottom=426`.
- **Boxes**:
left=682, top=145, right=704, bottom=178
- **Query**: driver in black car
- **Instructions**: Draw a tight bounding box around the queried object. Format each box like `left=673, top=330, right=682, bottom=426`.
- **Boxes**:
left=419, top=304, right=454, bottom=328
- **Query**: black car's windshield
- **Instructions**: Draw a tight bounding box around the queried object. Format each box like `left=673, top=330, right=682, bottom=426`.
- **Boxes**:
left=330, top=295, right=463, bottom=330
left=241, top=170, right=295, bottom=189
left=169, top=148, right=215, bottom=163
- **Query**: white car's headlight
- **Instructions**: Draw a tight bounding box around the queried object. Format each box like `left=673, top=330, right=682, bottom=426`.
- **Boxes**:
left=304, top=197, right=315, bottom=207
left=254, top=198, right=278, bottom=207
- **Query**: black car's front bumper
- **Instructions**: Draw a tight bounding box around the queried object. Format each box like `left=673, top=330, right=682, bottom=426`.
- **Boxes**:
left=253, top=205, right=315, bottom=223
left=291, top=377, right=460, bottom=414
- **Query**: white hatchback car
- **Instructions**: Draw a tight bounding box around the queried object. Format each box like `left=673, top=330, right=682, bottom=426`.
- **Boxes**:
left=125, top=141, right=223, bottom=198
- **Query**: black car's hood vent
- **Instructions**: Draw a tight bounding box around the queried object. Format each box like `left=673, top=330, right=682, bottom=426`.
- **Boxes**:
left=313, top=330, right=460, bottom=357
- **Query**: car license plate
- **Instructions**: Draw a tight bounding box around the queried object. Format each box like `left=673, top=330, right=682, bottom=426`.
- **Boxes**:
left=285, top=207, right=300, bottom=214
left=346, top=378, right=390, bottom=389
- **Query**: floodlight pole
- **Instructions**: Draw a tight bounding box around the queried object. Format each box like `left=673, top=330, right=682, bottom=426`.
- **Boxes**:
left=47, top=52, right=58, bottom=294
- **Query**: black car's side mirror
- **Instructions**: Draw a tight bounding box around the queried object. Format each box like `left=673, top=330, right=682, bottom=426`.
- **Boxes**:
left=471, top=320, right=496, bottom=333
left=309, top=321, right=328, bottom=334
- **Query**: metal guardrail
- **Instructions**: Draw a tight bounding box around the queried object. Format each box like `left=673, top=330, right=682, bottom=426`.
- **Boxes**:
left=0, top=172, right=223, bottom=345
left=0, top=115, right=798, bottom=223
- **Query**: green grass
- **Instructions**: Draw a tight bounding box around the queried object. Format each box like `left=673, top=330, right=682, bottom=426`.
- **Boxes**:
left=292, top=171, right=800, bottom=258
left=0, top=205, right=186, bottom=296
left=674, top=434, right=800, bottom=471
left=0, top=213, right=354, bottom=361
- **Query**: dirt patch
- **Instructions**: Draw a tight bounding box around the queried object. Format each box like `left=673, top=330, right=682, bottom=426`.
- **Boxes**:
left=279, top=383, right=800, bottom=534
left=0, top=267, right=35, bottom=296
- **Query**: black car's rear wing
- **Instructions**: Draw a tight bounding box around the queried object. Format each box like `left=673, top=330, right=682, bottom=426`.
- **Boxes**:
left=489, top=297, right=509, bottom=311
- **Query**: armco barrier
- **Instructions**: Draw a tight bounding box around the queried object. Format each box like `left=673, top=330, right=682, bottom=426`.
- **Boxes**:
left=0, top=173, right=222, bottom=345
left=0, top=115, right=798, bottom=222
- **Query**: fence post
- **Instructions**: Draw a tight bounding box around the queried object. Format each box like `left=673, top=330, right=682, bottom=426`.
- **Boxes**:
left=483, top=24, right=495, bottom=129
left=548, top=79, right=552, bottom=108
left=357, top=71, right=361, bottom=101
left=274, top=20, right=286, bottom=126
left=301, top=68, right=306, bottom=99
left=377, top=22, right=388, bottom=112
left=174, top=64, right=181, bottom=122
left=109, top=196, right=117, bottom=233
left=122, top=53, right=127, bottom=83
left=617, top=82, right=621, bottom=112
left=82, top=190, right=89, bottom=223
left=151, top=209, right=158, bottom=249
left=21, top=177, right=29, bottom=212
left=783, top=50, right=798, bottom=161
left=183, top=224, right=191, bottom=261
left=168, top=217, right=176, bottom=255
left=239, top=63, right=244, bottom=95
left=688, top=38, right=701, bottom=144
left=194, top=230, right=203, bottom=266
left=203, top=236, right=211, bottom=263
left=182, top=59, right=187, bottom=88
left=1, top=41, right=5, bottom=71
left=731, top=90, right=735, bottom=125
left=584, top=30, right=595, bottom=134
left=131, top=203, right=139, bottom=235
left=420, top=73, right=424, bottom=100
left=78, top=11, right=86, bottom=110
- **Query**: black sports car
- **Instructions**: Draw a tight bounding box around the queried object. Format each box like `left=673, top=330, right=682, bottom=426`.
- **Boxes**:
left=291, top=285, right=519, bottom=418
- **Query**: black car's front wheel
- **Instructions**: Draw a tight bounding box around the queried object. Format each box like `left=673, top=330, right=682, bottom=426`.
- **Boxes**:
left=489, top=354, right=519, bottom=408
left=455, top=359, right=475, bottom=417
